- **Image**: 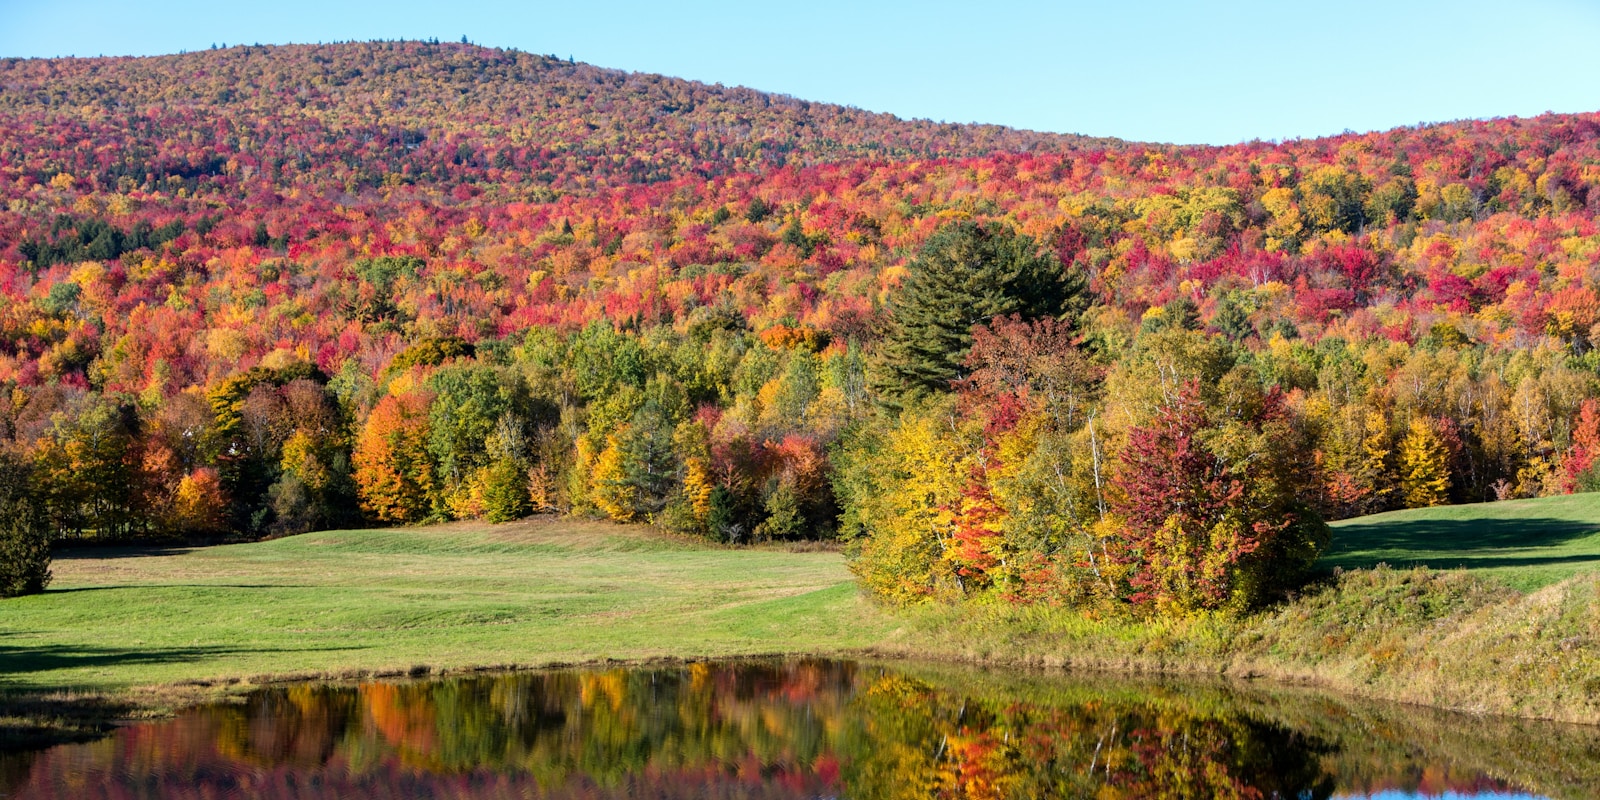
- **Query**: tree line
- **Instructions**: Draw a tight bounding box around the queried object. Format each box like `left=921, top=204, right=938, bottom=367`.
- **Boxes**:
left=5, top=221, right=1599, bottom=611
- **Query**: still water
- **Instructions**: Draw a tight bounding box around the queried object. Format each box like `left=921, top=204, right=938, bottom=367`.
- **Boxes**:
left=2, top=659, right=1592, bottom=799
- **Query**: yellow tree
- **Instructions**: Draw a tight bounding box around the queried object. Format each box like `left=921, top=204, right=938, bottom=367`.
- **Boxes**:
left=589, top=431, right=638, bottom=522
left=1399, top=417, right=1450, bottom=508
left=844, top=409, right=970, bottom=603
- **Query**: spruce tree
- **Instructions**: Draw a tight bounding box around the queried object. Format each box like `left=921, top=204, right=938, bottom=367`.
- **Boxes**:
left=872, top=221, right=1084, bottom=399
left=0, top=453, right=51, bottom=598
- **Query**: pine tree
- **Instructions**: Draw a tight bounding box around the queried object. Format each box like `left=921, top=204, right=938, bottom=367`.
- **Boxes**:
left=1399, top=417, right=1451, bottom=508
left=872, top=221, right=1084, bottom=399
left=0, top=453, right=51, bottom=598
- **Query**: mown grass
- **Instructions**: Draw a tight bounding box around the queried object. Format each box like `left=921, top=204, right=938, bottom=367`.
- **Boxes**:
left=5, top=497, right=1600, bottom=735
left=1324, top=492, right=1600, bottom=591
left=0, top=518, right=890, bottom=707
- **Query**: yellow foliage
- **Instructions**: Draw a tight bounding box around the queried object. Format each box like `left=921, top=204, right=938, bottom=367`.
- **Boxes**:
left=1399, top=417, right=1450, bottom=508
left=445, top=467, right=491, bottom=520
left=280, top=431, right=330, bottom=492
left=683, top=457, right=714, bottom=523
left=590, top=432, right=637, bottom=522
left=849, top=412, right=969, bottom=603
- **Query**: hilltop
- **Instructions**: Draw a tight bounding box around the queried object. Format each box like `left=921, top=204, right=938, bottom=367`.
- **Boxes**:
left=0, top=41, right=1120, bottom=199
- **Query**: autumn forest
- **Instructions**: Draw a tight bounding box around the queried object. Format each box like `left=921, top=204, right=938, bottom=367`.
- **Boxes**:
left=3, top=41, right=1600, bottom=615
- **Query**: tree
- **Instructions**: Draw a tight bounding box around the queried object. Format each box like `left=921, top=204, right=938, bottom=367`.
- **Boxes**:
left=34, top=398, right=142, bottom=538
left=1562, top=398, right=1600, bottom=493
left=1112, top=378, right=1325, bottom=612
left=427, top=364, right=537, bottom=498
left=1399, top=417, right=1451, bottom=508
left=591, top=404, right=678, bottom=522
left=353, top=390, right=438, bottom=523
left=481, top=414, right=533, bottom=523
left=838, top=404, right=970, bottom=602
left=589, top=430, right=638, bottom=522
left=754, top=480, right=804, bottom=540
left=0, top=452, right=51, bottom=597
left=963, top=314, right=1096, bottom=429
left=482, top=457, right=532, bottom=522
left=872, top=221, right=1085, bottom=399
left=172, top=468, right=228, bottom=534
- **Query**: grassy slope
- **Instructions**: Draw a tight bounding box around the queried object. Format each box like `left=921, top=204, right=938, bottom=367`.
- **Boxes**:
left=0, top=518, right=890, bottom=699
left=1323, top=493, right=1600, bottom=591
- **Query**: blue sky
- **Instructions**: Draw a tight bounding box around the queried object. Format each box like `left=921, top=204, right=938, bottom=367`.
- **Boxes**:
left=1, top=0, right=1597, bottom=145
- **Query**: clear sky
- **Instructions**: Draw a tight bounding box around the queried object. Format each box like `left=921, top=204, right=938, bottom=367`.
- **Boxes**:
left=1, top=0, right=1598, bottom=145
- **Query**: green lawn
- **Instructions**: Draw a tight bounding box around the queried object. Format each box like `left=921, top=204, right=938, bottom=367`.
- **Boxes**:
left=0, top=518, right=890, bottom=699
left=1324, top=492, right=1600, bottom=591
left=8, top=496, right=1600, bottom=728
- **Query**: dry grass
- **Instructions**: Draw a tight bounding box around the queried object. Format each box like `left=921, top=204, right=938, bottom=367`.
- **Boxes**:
left=878, top=567, right=1600, bottom=724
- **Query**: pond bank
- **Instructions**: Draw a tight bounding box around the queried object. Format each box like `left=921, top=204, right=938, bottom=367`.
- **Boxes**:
left=2, top=522, right=1597, bottom=746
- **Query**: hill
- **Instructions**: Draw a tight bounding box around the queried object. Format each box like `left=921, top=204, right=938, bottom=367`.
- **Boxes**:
left=0, top=41, right=1119, bottom=199
left=2, top=41, right=1600, bottom=616
left=1324, top=493, right=1600, bottom=591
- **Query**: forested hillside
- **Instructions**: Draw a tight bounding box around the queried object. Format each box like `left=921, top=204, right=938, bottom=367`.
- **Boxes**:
left=0, top=40, right=1115, bottom=199
left=3, top=41, right=1600, bottom=610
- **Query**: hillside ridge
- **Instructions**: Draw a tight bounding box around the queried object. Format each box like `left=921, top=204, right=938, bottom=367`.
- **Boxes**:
left=0, top=41, right=1124, bottom=195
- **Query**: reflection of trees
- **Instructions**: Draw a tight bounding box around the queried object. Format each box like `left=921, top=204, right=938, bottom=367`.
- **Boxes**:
left=843, top=673, right=1336, bottom=800
left=0, top=659, right=1544, bottom=800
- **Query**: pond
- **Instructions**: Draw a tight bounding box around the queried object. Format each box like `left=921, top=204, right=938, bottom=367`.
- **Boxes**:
left=2, top=659, right=1593, bottom=799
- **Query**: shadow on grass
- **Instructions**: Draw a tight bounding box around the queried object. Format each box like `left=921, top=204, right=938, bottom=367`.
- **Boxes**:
left=0, top=637, right=363, bottom=754
left=51, top=545, right=196, bottom=560
left=0, top=640, right=348, bottom=678
left=1326, top=515, right=1600, bottom=571
left=42, top=583, right=313, bottom=594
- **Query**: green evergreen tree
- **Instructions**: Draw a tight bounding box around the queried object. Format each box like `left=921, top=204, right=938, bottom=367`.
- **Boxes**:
left=872, top=221, right=1084, bottom=399
left=619, top=404, right=679, bottom=519
left=706, top=485, right=742, bottom=544
left=0, top=453, right=51, bottom=598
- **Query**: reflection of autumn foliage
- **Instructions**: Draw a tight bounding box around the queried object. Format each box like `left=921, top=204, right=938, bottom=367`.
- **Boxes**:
left=4, top=660, right=1556, bottom=800
left=845, top=673, right=1338, bottom=800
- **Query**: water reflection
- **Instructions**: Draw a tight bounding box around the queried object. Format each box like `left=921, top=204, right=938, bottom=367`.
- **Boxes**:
left=0, top=659, right=1582, bottom=799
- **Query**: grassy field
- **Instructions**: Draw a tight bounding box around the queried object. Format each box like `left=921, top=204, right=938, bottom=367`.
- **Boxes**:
left=0, top=518, right=890, bottom=702
left=4, top=495, right=1600, bottom=733
left=1323, top=492, right=1600, bottom=591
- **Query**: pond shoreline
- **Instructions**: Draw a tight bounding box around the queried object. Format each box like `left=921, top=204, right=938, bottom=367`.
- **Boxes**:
left=7, top=608, right=1599, bottom=756
left=4, top=522, right=1597, bottom=748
